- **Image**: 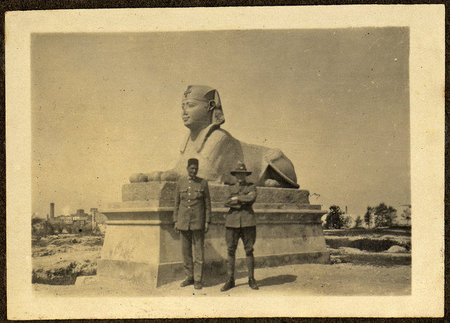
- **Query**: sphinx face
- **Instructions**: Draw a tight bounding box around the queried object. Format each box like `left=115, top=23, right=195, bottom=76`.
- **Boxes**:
left=181, top=98, right=210, bottom=129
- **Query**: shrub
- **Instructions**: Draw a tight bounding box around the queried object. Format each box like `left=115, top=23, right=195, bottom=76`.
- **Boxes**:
left=324, top=205, right=345, bottom=229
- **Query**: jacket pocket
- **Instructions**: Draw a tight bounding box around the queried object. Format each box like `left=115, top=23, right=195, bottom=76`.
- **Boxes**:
left=194, top=189, right=204, bottom=199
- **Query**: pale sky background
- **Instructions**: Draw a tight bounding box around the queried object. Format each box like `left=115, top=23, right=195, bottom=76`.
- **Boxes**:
left=31, top=28, right=410, bottom=218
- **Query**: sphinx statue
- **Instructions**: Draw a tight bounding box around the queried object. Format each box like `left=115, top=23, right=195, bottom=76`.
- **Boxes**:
left=130, top=85, right=299, bottom=188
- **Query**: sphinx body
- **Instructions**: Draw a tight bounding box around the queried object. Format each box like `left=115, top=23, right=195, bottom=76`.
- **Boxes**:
left=172, top=125, right=298, bottom=188
left=131, top=85, right=299, bottom=189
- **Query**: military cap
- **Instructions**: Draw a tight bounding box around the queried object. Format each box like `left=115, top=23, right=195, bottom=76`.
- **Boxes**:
left=187, top=158, right=199, bottom=167
left=230, top=161, right=252, bottom=176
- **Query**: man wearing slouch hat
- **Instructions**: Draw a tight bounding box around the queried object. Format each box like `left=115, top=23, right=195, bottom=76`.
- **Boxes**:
left=221, top=161, right=259, bottom=292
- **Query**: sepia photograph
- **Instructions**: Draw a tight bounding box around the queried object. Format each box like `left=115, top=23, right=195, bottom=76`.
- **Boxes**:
left=6, top=5, right=444, bottom=319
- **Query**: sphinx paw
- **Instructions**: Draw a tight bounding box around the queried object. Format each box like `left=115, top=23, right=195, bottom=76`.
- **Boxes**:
left=146, top=171, right=163, bottom=181
left=160, top=170, right=179, bottom=182
left=129, top=173, right=148, bottom=183
left=264, top=179, right=281, bottom=187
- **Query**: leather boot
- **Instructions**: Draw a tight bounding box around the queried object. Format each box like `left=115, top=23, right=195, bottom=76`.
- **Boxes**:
left=246, top=255, right=259, bottom=290
left=180, top=277, right=194, bottom=287
left=221, top=256, right=235, bottom=292
left=226, top=255, right=235, bottom=280
left=194, top=281, right=203, bottom=290
left=221, top=279, right=235, bottom=292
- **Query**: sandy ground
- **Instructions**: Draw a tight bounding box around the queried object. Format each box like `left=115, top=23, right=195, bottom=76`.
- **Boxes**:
left=33, top=263, right=411, bottom=297
left=32, top=229, right=411, bottom=296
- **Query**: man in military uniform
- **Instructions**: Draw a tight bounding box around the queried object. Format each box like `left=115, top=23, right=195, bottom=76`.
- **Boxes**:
left=173, top=158, right=211, bottom=290
left=221, top=161, right=259, bottom=291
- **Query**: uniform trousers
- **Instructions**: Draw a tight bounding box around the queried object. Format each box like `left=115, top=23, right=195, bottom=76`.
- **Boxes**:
left=180, top=229, right=204, bottom=282
left=225, top=226, right=256, bottom=280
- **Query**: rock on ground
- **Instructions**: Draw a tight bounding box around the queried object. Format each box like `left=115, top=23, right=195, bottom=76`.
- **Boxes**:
left=385, top=245, right=408, bottom=253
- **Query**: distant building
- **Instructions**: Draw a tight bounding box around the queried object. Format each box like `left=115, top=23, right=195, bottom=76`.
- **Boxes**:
left=44, top=203, right=107, bottom=233
left=50, top=209, right=90, bottom=225
left=72, top=209, right=90, bottom=224
left=50, top=202, right=55, bottom=221
left=57, top=215, right=74, bottom=224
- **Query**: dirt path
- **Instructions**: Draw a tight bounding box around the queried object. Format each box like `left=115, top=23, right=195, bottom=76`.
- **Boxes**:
left=33, top=263, right=410, bottom=297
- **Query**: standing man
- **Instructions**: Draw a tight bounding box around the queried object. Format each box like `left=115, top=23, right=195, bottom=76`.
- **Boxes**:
left=173, top=158, right=211, bottom=290
left=221, top=161, right=259, bottom=292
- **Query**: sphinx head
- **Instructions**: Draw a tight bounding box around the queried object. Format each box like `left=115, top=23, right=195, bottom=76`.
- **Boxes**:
left=181, top=85, right=225, bottom=130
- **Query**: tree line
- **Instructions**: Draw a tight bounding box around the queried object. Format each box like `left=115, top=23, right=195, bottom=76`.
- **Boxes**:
left=324, top=203, right=411, bottom=229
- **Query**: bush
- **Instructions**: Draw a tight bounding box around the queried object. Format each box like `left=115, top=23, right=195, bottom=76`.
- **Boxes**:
left=324, top=205, right=345, bottom=229
left=354, top=216, right=363, bottom=228
left=32, top=218, right=53, bottom=238
left=373, top=203, right=397, bottom=228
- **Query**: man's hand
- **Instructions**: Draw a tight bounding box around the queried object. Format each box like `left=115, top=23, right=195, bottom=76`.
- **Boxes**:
left=227, top=196, right=239, bottom=204
left=226, top=196, right=240, bottom=208
left=204, top=223, right=209, bottom=233
left=173, top=222, right=179, bottom=234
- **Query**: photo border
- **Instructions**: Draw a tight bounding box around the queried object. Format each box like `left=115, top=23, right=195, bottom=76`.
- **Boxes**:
left=5, top=5, right=445, bottom=319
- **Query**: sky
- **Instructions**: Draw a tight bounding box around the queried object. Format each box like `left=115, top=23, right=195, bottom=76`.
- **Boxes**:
left=31, top=28, right=410, bottom=218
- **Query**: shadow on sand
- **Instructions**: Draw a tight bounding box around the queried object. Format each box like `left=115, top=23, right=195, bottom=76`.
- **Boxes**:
left=256, top=274, right=297, bottom=287
left=202, top=270, right=247, bottom=287
left=234, top=274, right=297, bottom=288
left=203, top=270, right=297, bottom=289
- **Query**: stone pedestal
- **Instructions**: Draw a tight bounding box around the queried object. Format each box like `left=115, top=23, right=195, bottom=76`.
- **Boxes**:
left=98, top=182, right=329, bottom=287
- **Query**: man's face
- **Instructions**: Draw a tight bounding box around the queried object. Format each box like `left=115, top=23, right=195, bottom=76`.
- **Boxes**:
left=187, top=164, right=198, bottom=178
left=234, top=173, right=247, bottom=183
left=181, top=99, right=210, bottom=129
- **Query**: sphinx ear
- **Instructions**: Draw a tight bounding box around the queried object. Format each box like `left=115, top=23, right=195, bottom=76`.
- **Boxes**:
left=208, top=100, right=216, bottom=111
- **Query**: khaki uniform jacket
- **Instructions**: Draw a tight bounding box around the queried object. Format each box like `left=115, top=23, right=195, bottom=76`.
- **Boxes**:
left=173, top=176, right=211, bottom=231
left=224, top=182, right=257, bottom=228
